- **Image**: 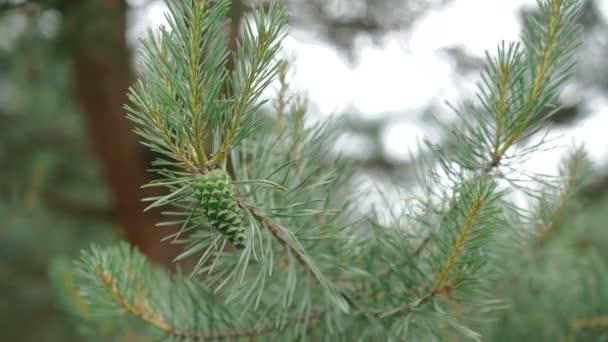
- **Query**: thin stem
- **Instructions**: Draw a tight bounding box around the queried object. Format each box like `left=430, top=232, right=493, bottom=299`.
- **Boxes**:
left=489, top=0, right=565, bottom=170
left=239, top=199, right=314, bottom=276
left=375, top=291, right=436, bottom=319
left=274, top=61, right=288, bottom=135
left=95, top=266, right=276, bottom=341
left=95, top=268, right=172, bottom=333
left=432, top=196, right=484, bottom=290
left=537, top=150, right=583, bottom=244
left=571, top=316, right=608, bottom=330
left=210, top=23, right=270, bottom=168
left=186, top=0, right=208, bottom=167
left=490, top=60, right=511, bottom=162
left=237, top=197, right=359, bottom=311
left=352, top=234, right=431, bottom=294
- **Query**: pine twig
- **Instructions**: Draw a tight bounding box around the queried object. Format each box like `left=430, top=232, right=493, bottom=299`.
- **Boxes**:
left=95, top=268, right=173, bottom=333
left=238, top=197, right=356, bottom=312
left=239, top=198, right=314, bottom=276
left=95, top=265, right=277, bottom=341
left=374, top=291, right=436, bottom=319
left=571, top=316, right=608, bottom=330
left=488, top=0, right=570, bottom=171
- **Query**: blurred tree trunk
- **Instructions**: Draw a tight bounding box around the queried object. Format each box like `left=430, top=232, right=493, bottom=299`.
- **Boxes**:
left=65, top=0, right=249, bottom=266
left=70, top=0, right=178, bottom=266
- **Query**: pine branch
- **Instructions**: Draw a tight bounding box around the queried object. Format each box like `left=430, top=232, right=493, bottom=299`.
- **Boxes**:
left=487, top=0, right=580, bottom=170
left=239, top=197, right=352, bottom=312
left=93, top=267, right=173, bottom=333
left=241, top=200, right=314, bottom=277
left=208, top=2, right=288, bottom=168
left=431, top=194, right=485, bottom=292
left=571, top=316, right=608, bottom=330
left=371, top=177, right=502, bottom=321
left=66, top=243, right=334, bottom=341
left=536, top=146, right=590, bottom=244
left=70, top=243, right=285, bottom=340
left=386, top=0, right=582, bottom=303
left=60, top=0, right=586, bottom=340
left=374, top=290, right=437, bottom=319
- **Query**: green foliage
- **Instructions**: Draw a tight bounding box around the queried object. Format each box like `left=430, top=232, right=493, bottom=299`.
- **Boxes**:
left=482, top=149, right=608, bottom=341
left=50, top=0, right=606, bottom=340
left=125, top=0, right=287, bottom=172
left=443, top=0, right=580, bottom=173
left=0, top=8, right=117, bottom=341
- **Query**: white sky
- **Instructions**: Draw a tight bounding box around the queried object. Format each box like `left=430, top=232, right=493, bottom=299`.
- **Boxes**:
left=286, top=0, right=536, bottom=115
left=137, top=0, right=608, bottom=175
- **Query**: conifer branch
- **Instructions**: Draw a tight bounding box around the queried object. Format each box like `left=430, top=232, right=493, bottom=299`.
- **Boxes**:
left=491, top=58, right=511, bottom=158
left=94, top=268, right=173, bottom=333
left=238, top=197, right=351, bottom=312
left=571, top=316, right=608, bottom=330
left=72, top=244, right=331, bottom=341
left=537, top=147, right=588, bottom=244
left=59, top=269, right=91, bottom=318
left=376, top=291, right=436, bottom=319
left=432, top=196, right=484, bottom=291
left=95, top=265, right=277, bottom=341
left=185, top=0, right=209, bottom=167
left=373, top=181, right=496, bottom=319
left=488, top=0, right=577, bottom=170
left=241, top=199, right=315, bottom=276
left=59, top=0, right=585, bottom=339
left=72, top=244, right=281, bottom=341
left=274, top=61, right=289, bottom=135
left=209, top=2, right=288, bottom=168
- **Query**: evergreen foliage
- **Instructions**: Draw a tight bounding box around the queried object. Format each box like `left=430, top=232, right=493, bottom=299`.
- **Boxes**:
left=49, top=0, right=603, bottom=340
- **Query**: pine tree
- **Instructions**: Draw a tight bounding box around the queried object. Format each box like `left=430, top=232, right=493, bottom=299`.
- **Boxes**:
left=50, top=0, right=597, bottom=340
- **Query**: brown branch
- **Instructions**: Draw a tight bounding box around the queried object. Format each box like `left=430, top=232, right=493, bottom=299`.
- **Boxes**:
left=95, top=266, right=279, bottom=341
left=43, top=190, right=114, bottom=220
left=571, top=316, right=608, bottom=330
left=95, top=268, right=172, bottom=333
left=432, top=196, right=483, bottom=290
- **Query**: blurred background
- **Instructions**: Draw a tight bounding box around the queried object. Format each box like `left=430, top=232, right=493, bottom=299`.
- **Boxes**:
left=1, top=0, right=607, bottom=340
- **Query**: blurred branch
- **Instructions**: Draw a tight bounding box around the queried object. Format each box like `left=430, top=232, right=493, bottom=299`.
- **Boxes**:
left=0, top=2, right=31, bottom=12
left=43, top=190, right=114, bottom=220
left=571, top=316, right=608, bottom=330
left=582, top=171, right=608, bottom=202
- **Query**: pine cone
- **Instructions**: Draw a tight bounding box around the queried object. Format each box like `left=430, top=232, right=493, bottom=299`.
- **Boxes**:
left=194, top=169, right=246, bottom=249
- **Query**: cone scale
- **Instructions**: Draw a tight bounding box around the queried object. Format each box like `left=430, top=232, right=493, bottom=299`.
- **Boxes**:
left=194, top=169, right=246, bottom=249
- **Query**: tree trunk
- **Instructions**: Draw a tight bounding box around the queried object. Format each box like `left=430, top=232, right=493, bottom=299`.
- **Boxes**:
left=71, top=0, right=178, bottom=266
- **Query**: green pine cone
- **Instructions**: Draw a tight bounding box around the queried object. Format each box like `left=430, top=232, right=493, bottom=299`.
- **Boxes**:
left=194, top=169, right=246, bottom=249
